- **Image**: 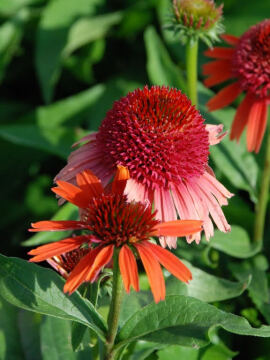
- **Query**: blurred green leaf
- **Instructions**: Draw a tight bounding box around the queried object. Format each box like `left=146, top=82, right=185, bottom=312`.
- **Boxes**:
left=199, top=84, right=259, bottom=202
left=35, top=0, right=104, bottom=103
left=41, top=316, right=92, bottom=360
left=117, top=295, right=270, bottom=348
left=166, top=261, right=251, bottom=302
left=0, top=124, right=76, bottom=158
left=206, top=226, right=261, bottom=258
left=0, top=9, right=29, bottom=82
left=157, top=345, right=199, bottom=360
left=63, top=12, right=123, bottom=56
left=0, top=296, right=24, bottom=360
left=22, top=202, right=77, bottom=246
left=18, top=310, right=42, bottom=360
left=0, top=255, right=107, bottom=340
left=144, top=26, right=186, bottom=91
left=0, top=0, right=42, bottom=16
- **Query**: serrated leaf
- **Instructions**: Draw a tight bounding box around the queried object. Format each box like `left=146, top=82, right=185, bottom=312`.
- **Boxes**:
left=206, top=226, right=261, bottom=258
left=0, top=255, right=107, bottom=340
left=144, top=26, right=186, bottom=91
left=116, top=295, right=270, bottom=349
left=35, top=0, right=104, bottom=102
left=63, top=12, right=123, bottom=56
left=22, top=203, right=77, bottom=246
left=41, top=316, right=92, bottom=360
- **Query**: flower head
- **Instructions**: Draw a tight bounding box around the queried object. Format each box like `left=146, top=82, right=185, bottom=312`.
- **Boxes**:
left=29, top=166, right=202, bottom=303
left=56, top=86, right=232, bottom=247
left=170, top=0, right=223, bottom=46
left=204, top=20, right=270, bottom=152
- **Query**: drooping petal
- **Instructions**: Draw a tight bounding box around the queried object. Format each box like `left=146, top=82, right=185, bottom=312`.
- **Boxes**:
left=207, top=82, right=242, bottom=111
left=220, top=34, right=239, bottom=46
left=28, top=236, right=87, bottom=263
left=246, top=100, right=268, bottom=153
left=203, top=60, right=232, bottom=87
left=143, top=242, right=192, bottom=283
left=64, top=247, right=102, bottom=294
left=85, top=245, right=114, bottom=282
left=206, top=124, right=227, bottom=145
left=72, top=132, right=97, bottom=148
left=230, top=93, right=255, bottom=142
left=29, top=220, right=87, bottom=232
left=111, top=165, right=130, bottom=195
left=52, top=181, right=90, bottom=208
left=119, top=245, right=139, bottom=292
left=76, top=169, right=104, bottom=197
left=134, top=242, right=165, bottom=303
left=204, top=47, right=235, bottom=59
left=151, top=220, right=203, bottom=237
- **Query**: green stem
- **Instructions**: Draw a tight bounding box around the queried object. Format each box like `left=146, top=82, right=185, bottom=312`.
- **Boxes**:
left=254, top=128, right=270, bottom=243
left=186, top=38, right=198, bottom=106
left=104, top=249, right=124, bottom=360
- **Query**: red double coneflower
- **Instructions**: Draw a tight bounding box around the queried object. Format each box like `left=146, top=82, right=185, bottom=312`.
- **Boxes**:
left=56, top=86, right=232, bottom=247
left=28, top=166, right=202, bottom=303
left=204, top=20, right=270, bottom=153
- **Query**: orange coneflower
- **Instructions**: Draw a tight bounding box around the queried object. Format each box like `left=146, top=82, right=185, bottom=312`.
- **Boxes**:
left=204, top=20, right=270, bottom=153
left=28, top=166, right=202, bottom=303
left=56, top=86, right=232, bottom=247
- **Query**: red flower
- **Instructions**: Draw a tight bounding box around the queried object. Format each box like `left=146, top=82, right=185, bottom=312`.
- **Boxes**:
left=204, top=20, right=270, bottom=153
left=28, top=166, right=202, bottom=303
left=56, top=86, right=232, bottom=247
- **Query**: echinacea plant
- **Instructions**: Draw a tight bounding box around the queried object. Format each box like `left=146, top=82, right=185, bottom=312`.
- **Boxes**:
left=28, top=166, right=202, bottom=358
left=56, top=86, right=232, bottom=248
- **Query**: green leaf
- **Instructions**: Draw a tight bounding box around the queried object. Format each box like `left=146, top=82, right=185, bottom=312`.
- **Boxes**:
left=157, top=345, right=199, bottom=360
left=63, top=12, right=123, bottom=56
left=71, top=322, right=88, bottom=352
left=18, top=310, right=42, bottom=360
left=35, top=0, right=104, bottom=103
left=144, top=26, right=186, bottom=91
left=41, top=316, right=92, bottom=360
left=116, top=295, right=270, bottom=349
left=0, top=255, right=107, bottom=340
left=0, top=9, right=29, bottom=82
left=22, top=203, right=77, bottom=246
left=198, top=84, right=258, bottom=202
left=0, top=124, right=75, bottom=158
left=0, top=296, right=24, bottom=360
left=206, top=226, right=261, bottom=259
left=166, top=260, right=251, bottom=302
left=0, top=0, right=41, bottom=16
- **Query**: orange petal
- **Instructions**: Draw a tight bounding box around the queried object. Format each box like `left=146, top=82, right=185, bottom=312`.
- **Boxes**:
left=134, top=243, right=165, bottom=303
left=207, top=82, right=242, bottom=111
left=144, top=242, right=192, bottom=283
left=204, top=47, right=235, bottom=59
left=151, top=220, right=203, bottom=237
left=76, top=170, right=104, bottom=197
left=230, top=93, right=254, bottom=142
left=247, top=100, right=268, bottom=153
left=85, top=245, right=114, bottom=282
left=112, top=165, right=130, bottom=195
left=119, top=245, right=139, bottom=293
left=29, top=220, right=87, bottom=232
left=64, top=247, right=102, bottom=294
left=28, top=236, right=87, bottom=262
left=52, top=181, right=89, bottom=208
left=221, top=34, right=239, bottom=46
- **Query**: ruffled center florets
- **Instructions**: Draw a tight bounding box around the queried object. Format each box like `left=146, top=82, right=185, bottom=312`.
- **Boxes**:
left=82, top=194, right=159, bottom=246
left=233, top=19, right=270, bottom=98
left=96, top=86, right=209, bottom=189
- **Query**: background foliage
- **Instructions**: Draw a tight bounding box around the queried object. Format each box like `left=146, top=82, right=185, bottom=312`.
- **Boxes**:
left=0, top=0, right=270, bottom=359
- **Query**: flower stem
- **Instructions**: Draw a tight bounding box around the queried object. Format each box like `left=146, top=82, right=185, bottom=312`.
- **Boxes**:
left=186, top=38, right=198, bottom=106
left=104, top=249, right=124, bottom=360
left=254, top=127, right=270, bottom=243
